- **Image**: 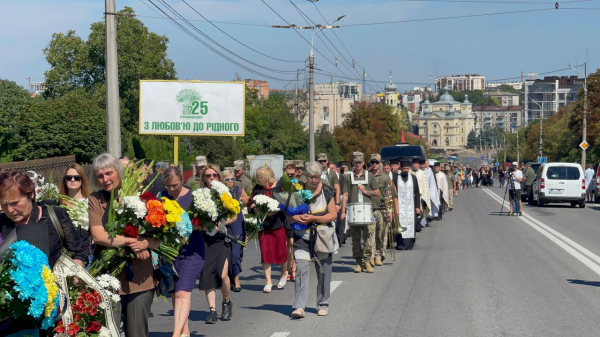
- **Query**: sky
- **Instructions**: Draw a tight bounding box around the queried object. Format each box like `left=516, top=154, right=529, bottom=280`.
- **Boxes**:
left=1, top=0, right=599, bottom=93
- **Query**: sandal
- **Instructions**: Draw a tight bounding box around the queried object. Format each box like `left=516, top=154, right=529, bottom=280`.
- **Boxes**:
left=291, top=270, right=296, bottom=281
left=286, top=272, right=291, bottom=281
left=277, top=273, right=288, bottom=289
left=263, top=284, right=272, bottom=293
left=291, top=308, right=305, bottom=318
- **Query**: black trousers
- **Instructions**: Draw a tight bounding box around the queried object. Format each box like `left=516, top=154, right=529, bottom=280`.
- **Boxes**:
left=122, top=288, right=154, bottom=337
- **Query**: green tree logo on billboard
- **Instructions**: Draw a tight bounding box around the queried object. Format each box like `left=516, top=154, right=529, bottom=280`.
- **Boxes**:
left=176, top=88, right=208, bottom=119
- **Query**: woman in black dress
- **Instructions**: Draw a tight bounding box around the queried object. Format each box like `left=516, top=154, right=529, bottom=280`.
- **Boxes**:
left=198, top=164, right=236, bottom=324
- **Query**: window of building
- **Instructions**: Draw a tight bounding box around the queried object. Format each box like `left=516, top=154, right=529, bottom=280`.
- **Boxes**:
left=323, top=107, right=329, bottom=124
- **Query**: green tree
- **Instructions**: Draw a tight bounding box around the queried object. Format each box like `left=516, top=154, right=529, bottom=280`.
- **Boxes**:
left=467, top=130, right=478, bottom=148
left=498, top=84, right=520, bottom=94
left=43, top=7, right=177, bottom=132
left=437, top=89, right=496, bottom=106
left=315, top=126, right=342, bottom=163
left=0, top=80, right=33, bottom=161
left=334, top=102, right=403, bottom=160
left=10, top=88, right=107, bottom=163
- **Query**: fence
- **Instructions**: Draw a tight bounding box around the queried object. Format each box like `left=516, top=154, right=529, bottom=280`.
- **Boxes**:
left=0, top=155, right=85, bottom=185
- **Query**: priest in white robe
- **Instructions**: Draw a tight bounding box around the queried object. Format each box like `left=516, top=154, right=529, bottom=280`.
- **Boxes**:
left=394, top=160, right=421, bottom=250
left=421, top=159, right=440, bottom=220
left=410, top=158, right=430, bottom=228
left=433, top=162, right=449, bottom=220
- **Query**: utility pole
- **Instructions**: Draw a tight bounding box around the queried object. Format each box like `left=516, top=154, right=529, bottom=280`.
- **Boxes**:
left=517, top=129, right=520, bottom=163
left=105, top=0, right=121, bottom=158
left=529, top=98, right=543, bottom=159
left=309, top=52, right=315, bottom=161
left=362, top=67, right=366, bottom=97
left=295, top=68, right=299, bottom=122
left=570, top=63, right=588, bottom=167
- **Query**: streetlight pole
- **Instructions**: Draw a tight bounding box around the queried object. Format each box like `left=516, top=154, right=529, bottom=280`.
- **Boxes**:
left=500, top=132, right=506, bottom=165
left=105, top=0, right=121, bottom=157
left=273, top=16, right=344, bottom=162
left=570, top=63, right=588, bottom=167
left=516, top=129, right=520, bottom=163
left=529, top=98, right=543, bottom=159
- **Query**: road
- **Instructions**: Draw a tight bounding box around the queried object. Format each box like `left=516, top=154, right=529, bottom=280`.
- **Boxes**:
left=149, top=186, right=600, bottom=337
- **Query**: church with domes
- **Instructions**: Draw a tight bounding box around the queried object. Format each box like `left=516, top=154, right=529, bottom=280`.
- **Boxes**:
left=415, top=86, right=475, bottom=150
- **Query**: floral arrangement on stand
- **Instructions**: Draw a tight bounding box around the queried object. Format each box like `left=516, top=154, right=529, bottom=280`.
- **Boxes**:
left=273, top=175, right=314, bottom=230
left=0, top=241, right=60, bottom=331
left=88, top=160, right=191, bottom=278
left=27, top=171, right=60, bottom=202
left=53, top=274, right=121, bottom=337
left=188, top=180, right=246, bottom=247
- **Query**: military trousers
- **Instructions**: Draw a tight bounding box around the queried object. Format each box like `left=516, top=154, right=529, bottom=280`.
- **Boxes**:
left=350, top=222, right=376, bottom=260
left=373, top=210, right=389, bottom=258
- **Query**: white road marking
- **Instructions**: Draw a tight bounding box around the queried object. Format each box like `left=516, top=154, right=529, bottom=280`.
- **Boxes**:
left=483, top=189, right=600, bottom=276
left=270, top=333, right=290, bottom=337
left=330, top=281, right=343, bottom=293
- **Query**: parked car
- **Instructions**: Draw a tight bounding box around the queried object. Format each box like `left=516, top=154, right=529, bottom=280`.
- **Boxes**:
left=594, top=164, right=600, bottom=203
left=532, top=162, right=586, bottom=208
left=380, top=143, right=426, bottom=163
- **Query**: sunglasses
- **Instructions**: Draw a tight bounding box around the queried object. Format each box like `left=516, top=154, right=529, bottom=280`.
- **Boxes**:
left=287, top=173, right=295, bottom=177
left=318, top=160, right=327, bottom=163
left=65, top=175, right=82, bottom=182
left=371, top=160, right=380, bottom=164
left=224, top=178, right=235, bottom=182
left=204, top=173, right=219, bottom=178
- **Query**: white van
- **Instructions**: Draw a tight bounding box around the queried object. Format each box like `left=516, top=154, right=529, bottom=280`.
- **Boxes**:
left=532, top=162, right=586, bottom=208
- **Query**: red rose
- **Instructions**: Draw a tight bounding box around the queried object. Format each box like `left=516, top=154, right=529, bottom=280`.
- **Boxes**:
left=124, top=224, right=139, bottom=238
left=89, top=307, right=98, bottom=316
left=191, top=217, right=201, bottom=226
left=139, top=192, right=158, bottom=203
left=86, top=321, right=102, bottom=333
left=73, top=313, right=81, bottom=322
left=67, top=329, right=75, bottom=336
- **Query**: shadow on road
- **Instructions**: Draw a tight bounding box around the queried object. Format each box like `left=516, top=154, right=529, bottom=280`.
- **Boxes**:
left=567, top=279, right=600, bottom=288
left=242, top=303, right=315, bottom=317
left=150, top=333, right=206, bottom=337
left=332, top=266, right=355, bottom=273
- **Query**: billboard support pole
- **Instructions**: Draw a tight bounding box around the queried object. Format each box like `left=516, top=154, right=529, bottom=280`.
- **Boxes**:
left=174, top=136, right=179, bottom=166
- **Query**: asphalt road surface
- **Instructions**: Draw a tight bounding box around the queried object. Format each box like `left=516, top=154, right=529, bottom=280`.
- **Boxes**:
left=149, top=186, right=600, bottom=337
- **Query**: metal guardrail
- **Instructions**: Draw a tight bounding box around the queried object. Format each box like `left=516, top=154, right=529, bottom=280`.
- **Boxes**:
left=0, top=155, right=82, bottom=185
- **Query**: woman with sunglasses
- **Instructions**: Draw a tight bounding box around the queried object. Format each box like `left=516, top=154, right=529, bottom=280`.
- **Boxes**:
left=222, top=170, right=249, bottom=293
left=250, top=166, right=288, bottom=293
left=159, top=167, right=203, bottom=337
left=198, top=165, right=235, bottom=324
left=59, top=163, right=93, bottom=265
left=60, top=163, right=93, bottom=204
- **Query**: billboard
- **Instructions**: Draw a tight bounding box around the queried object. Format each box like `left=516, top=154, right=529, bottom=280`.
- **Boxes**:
left=139, top=80, right=245, bottom=136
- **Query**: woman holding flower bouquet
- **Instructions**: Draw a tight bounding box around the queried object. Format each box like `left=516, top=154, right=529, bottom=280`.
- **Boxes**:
left=289, top=162, right=337, bottom=319
left=0, top=171, right=88, bottom=335
left=159, top=166, right=204, bottom=337
left=223, top=169, right=249, bottom=293
left=88, top=153, right=159, bottom=337
left=250, top=166, right=289, bottom=293
left=198, top=165, right=235, bottom=324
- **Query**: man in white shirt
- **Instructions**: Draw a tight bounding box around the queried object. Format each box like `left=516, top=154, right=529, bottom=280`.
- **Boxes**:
left=508, top=161, right=524, bottom=216
left=584, top=164, right=595, bottom=203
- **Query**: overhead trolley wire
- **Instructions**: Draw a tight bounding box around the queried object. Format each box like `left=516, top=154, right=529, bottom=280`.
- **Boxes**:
left=144, top=0, right=295, bottom=82
left=178, top=0, right=304, bottom=63
left=157, top=0, right=297, bottom=74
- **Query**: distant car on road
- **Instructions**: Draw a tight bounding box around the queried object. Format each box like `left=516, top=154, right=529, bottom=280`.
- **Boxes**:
left=380, top=143, right=426, bottom=163
left=532, top=162, right=585, bottom=208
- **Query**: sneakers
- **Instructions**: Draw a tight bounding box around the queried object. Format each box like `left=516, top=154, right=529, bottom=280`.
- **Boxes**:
left=317, top=309, right=329, bottom=316
left=519, top=212, right=523, bottom=216
left=221, top=299, right=232, bottom=321
left=374, top=256, right=383, bottom=266
left=205, top=309, right=218, bottom=324
left=508, top=212, right=514, bottom=216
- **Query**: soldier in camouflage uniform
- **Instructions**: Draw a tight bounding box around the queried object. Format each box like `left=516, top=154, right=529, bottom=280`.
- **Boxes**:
left=369, top=154, right=394, bottom=266
left=341, top=152, right=380, bottom=274
left=233, top=160, right=252, bottom=195
left=294, top=160, right=307, bottom=184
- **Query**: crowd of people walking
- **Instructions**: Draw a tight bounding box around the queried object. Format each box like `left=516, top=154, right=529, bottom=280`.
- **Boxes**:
left=0, top=151, right=484, bottom=337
